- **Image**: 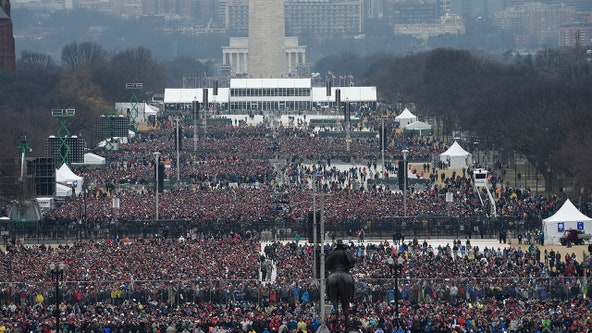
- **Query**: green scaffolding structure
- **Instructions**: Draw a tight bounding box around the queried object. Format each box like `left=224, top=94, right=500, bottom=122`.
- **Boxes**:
left=103, top=108, right=118, bottom=151
left=126, top=82, right=143, bottom=132
left=51, top=108, right=76, bottom=166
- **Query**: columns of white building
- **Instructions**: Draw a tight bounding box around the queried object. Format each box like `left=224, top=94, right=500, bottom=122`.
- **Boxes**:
left=286, top=51, right=306, bottom=73
left=225, top=49, right=305, bottom=74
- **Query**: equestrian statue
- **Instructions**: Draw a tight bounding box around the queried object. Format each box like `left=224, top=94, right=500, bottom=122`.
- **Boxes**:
left=325, top=239, right=356, bottom=329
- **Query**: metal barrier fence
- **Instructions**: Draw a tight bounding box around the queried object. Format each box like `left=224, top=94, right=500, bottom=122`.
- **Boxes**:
left=0, top=276, right=584, bottom=308
left=0, top=215, right=539, bottom=245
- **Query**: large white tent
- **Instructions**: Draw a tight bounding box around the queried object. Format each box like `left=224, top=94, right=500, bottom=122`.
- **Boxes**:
left=394, top=108, right=417, bottom=128
left=405, top=120, right=432, bottom=135
left=439, top=141, right=472, bottom=169
left=83, top=153, right=106, bottom=166
left=73, top=153, right=107, bottom=166
left=56, top=164, right=83, bottom=196
left=543, top=199, right=592, bottom=245
left=114, top=103, right=159, bottom=124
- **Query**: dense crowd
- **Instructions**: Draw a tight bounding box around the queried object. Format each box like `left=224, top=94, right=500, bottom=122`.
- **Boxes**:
left=40, top=118, right=563, bottom=239
left=1, top=110, right=590, bottom=333
left=0, top=233, right=589, bottom=333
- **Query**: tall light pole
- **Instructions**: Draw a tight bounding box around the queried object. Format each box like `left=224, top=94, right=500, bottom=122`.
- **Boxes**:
left=193, top=98, right=198, bottom=152
left=394, top=255, right=403, bottom=325
left=381, top=106, right=385, bottom=178
left=318, top=191, right=327, bottom=333
left=473, top=141, right=479, bottom=166
left=154, top=152, right=161, bottom=221
left=345, top=97, right=350, bottom=154
left=83, top=188, right=88, bottom=238
left=50, top=262, right=65, bottom=333
left=175, top=117, right=181, bottom=181
left=402, top=149, right=409, bottom=217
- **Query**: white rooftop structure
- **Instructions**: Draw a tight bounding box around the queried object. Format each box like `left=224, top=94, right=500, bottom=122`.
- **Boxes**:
left=230, top=78, right=310, bottom=88
left=164, top=78, right=377, bottom=112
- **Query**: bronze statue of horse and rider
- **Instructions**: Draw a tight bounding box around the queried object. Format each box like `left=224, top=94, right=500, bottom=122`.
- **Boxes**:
left=325, top=239, right=356, bottom=330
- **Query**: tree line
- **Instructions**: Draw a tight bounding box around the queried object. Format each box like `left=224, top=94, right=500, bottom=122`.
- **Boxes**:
left=361, top=48, right=592, bottom=195
left=0, top=42, right=208, bottom=160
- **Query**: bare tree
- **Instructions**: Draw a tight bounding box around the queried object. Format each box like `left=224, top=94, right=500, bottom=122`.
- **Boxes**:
left=61, top=42, right=107, bottom=70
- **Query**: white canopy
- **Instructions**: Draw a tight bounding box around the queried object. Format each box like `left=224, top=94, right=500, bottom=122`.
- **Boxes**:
left=405, top=120, right=432, bottom=135
left=145, top=103, right=158, bottom=118
left=543, top=199, right=592, bottom=245
left=73, top=153, right=107, bottom=166
left=114, top=103, right=159, bottom=124
left=439, top=141, right=472, bottom=169
left=394, top=108, right=417, bottom=128
left=56, top=182, right=73, bottom=197
left=56, top=164, right=83, bottom=196
left=84, top=153, right=106, bottom=165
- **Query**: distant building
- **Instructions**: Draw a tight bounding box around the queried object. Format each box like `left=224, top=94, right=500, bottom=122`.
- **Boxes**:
left=248, top=0, right=286, bottom=78
left=447, top=0, right=506, bottom=20
left=140, top=0, right=194, bottom=18
left=163, top=78, right=377, bottom=112
left=0, top=0, right=15, bottom=74
left=284, top=0, right=363, bottom=38
left=394, top=12, right=465, bottom=40
left=224, top=0, right=363, bottom=39
left=225, top=0, right=248, bottom=33
left=559, top=22, right=592, bottom=48
left=393, top=1, right=440, bottom=25
left=495, top=2, right=575, bottom=47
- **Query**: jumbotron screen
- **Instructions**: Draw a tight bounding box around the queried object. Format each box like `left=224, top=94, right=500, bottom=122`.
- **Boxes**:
left=96, top=115, right=129, bottom=138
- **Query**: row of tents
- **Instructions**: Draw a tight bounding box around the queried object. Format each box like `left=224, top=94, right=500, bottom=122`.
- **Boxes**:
left=395, top=108, right=432, bottom=135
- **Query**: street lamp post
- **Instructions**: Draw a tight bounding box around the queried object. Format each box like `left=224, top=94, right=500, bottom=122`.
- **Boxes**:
left=319, top=192, right=327, bottom=331
left=83, top=188, right=88, bottom=238
left=154, top=152, right=161, bottom=221
left=50, top=262, right=65, bottom=333
left=175, top=117, right=181, bottom=181
left=381, top=106, right=385, bottom=178
left=394, top=256, right=403, bottom=326
left=402, top=149, right=409, bottom=217
left=345, top=97, right=350, bottom=154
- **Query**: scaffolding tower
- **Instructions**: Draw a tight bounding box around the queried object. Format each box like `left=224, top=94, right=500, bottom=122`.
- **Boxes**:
left=51, top=108, right=76, bottom=166
left=126, top=82, right=143, bottom=132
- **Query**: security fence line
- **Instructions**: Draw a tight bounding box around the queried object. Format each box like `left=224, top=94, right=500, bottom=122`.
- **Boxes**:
left=0, top=276, right=587, bottom=307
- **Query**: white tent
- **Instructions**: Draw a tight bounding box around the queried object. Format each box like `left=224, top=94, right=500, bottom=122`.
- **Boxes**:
left=543, top=199, right=592, bottom=245
left=84, top=153, right=106, bottom=165
left=405, top=120, right=432, bottom=135
left=394, top=108, right=417, bottom=128
left=56, top=183, right=73, bottom=197
left=73, top=153, right=107, bottom=166
left=114, top=102, right=159, bottom=124
left=56, top=164, right=84, bottom=196
left=439, top=141, right=472, bottom=169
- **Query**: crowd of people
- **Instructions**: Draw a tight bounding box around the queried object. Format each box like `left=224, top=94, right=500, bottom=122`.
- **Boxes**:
left=0, top=232, right=588, bottom=333
left=0, top=109, right=589, bottom=332
left=37, top=117, right=562, bottom=240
